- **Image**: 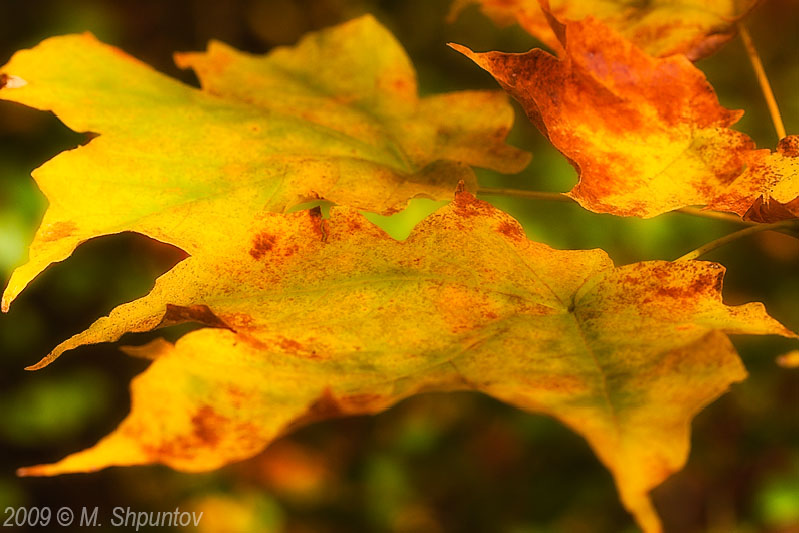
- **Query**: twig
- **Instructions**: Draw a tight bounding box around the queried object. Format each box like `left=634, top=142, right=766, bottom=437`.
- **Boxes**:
left=739, top=23, right=787, bottom=140
left=675, top=206, right=757, bottom=225
left=675, top=220, right=797, bottom=261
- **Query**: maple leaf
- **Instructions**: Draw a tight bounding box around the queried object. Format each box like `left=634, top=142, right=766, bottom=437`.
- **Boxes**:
left=453, top=17, right=798, bottom=220
left=0, top=15, right=529, bottom=312
left=711, top=135, right=799, bottom=222
left=448, top=0, right=757, bottom=60
left=16, top=191, right=794, bottom=533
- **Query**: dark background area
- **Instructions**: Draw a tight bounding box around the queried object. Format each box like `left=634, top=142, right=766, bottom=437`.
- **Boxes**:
left=0, top=1, right=797, bottom=531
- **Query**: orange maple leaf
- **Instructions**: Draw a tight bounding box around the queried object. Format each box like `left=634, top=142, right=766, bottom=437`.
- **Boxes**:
left=453, top=16, right=798, bottom=221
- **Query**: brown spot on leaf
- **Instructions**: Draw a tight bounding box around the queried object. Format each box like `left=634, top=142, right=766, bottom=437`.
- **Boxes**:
left=278, top=337, right=303, bottom=352
left=138, top=435, right=193, bottom=461
left=453, top=190, right=494, bottom=218
left=281, top=388, right=342, bottom=434
left=433, top=284, right=505, bottom=333
left=250, top=232, right=277, bottom=259
left=777, top=135, right=799, bottom=157
left=191, top=405, right=225, bottom=446
left=710, top=269, right=724, bottom=294
left=497, top=220, right=524, bottom=240
left=237, top=332, right=268, bottom=350
left=654, top=269, right=723, bottom=300
left=136, top=407, right=242, bottom=462
left=0, top=73, right=8, bottom=89
left=283, top=388, right=387, bottom=436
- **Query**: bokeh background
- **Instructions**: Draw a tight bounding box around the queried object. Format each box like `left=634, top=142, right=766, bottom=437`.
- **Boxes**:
left=0, top=1, right=797, bottom=532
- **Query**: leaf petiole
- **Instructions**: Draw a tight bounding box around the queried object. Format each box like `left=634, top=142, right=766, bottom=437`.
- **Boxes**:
left=477, top=187, right=572, bottom=203
left=675, top=220, right=798, bottom=261
left=739, top=23, right=787, bottom=140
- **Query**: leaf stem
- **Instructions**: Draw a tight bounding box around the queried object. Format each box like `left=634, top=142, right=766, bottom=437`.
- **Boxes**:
left=675, top=220, right=797, bottom=261
left=739, top=23, right=787, bottom=140
left=477, top=187, right=572, bottom=203
left=673, top=207, right=756, bottom=225
left=476, top=187, right=754, bottom=224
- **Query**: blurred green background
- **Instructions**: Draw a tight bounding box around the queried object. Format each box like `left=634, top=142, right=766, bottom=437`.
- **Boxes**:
left=0, top=1, right=797, bottom=532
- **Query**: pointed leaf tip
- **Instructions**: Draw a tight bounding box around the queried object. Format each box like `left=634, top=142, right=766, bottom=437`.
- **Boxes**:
left=25, top=353, right=56, bottom=371
left=16, top=466, right=36, bottom=477
left=16, top=464, right=66, bottom=477
left=448, top=43, right=474, bottom=58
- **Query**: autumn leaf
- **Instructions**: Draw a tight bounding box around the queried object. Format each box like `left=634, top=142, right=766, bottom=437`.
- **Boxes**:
left=712, top=135, right=799, bottom=222
left=17, top=191, right=794, bottom=533
left=448, top=0, right=757, bottom=60
left=0, top=15, right=529, bottom=312
left=453, top=17, right=798, bottom=220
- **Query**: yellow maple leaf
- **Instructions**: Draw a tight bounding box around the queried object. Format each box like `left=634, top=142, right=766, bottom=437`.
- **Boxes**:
left=0, top=15, right=529, bottom=312
left=17, top=191, right=795, bottom=533
left=448, top=0, right=757, bottom=60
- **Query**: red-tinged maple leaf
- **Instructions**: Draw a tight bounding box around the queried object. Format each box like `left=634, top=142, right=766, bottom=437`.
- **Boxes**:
left=453, top=16, right=797, bottom=222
